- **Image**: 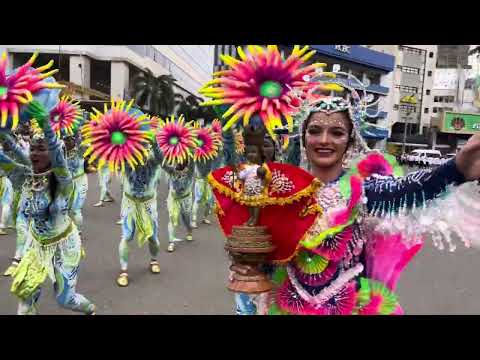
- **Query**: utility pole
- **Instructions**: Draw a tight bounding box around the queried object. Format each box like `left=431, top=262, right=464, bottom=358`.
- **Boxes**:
left=400, top=95, right=417, bottom=154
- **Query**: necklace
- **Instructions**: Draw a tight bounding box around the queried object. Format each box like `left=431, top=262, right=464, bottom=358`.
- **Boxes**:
left=32, top=169, right=53, bottom=177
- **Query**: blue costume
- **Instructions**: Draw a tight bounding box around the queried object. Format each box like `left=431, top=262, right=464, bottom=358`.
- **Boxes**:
left=1, top=106, right=95, bottom=315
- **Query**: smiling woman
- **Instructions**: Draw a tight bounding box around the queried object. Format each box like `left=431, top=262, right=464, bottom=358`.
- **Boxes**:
left=208, top=64, right=480, bottom=315
left=303, top=112, right=352, bottom=182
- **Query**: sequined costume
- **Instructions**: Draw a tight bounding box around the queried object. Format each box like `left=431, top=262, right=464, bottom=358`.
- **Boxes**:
left=1, top=108, right=95, bottom=315
left=265, top=159, right=467, bottom=315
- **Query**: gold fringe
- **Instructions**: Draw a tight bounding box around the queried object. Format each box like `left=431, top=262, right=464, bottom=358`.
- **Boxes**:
left=299, top=203, right=323, bottom=217
left=207, top=173, right=322, bottom=208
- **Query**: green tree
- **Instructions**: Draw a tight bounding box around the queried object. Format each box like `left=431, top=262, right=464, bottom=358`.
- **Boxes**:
left=130, top=69, right=177, bottom=117
left=469, top=46, right=480, bottom=56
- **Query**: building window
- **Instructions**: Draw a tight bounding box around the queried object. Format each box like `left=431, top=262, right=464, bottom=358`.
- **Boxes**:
left=396, top=104, right=417, bottom=113
left=433, top=107, right=438, bottom=113
left=398, top=46, right=424, bottom=56
left=395, top=85, right=418, bottom=93
left=365, top=72, right=381, bottom=86
left=426, top=89, right=430, bottom=95
left=396, top=65, right=420, bottom=74
left=351, top=68, right=363, bottom=82
left=428, top=70, right=432, bottom=76
left=90, top=59, right=111, bottom=97
left=429, top=52, right=434, bottom=58
left=465, top=79, right=475, bottom=89
left=424, top=108, right=429, bottom=114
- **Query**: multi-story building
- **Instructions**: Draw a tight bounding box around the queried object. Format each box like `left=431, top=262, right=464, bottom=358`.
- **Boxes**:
left=368, top=45, right=437, bottom=153
left=214, top=45, right=395, bottom=147
left=0, top=45, right=215, bottom=102
left=429, top=45, right=479, bottom=152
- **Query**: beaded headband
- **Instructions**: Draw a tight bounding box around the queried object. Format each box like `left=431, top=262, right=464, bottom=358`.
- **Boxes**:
left=293, top=70, right=388, bottom=155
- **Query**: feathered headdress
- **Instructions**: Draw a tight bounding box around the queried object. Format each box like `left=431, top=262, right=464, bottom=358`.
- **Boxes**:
left=81, top=99, right=152, bottom=174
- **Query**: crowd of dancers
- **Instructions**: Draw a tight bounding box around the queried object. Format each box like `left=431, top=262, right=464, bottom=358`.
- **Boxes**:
left=3, top=46, right=480, bottom=316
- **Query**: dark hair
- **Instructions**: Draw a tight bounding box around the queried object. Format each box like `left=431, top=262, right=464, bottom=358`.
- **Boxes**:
left=262, top=136, right=276, bottom=162
left=48, top=171, right=58, bottom=202
left=301, top=111, right=354, bottom=152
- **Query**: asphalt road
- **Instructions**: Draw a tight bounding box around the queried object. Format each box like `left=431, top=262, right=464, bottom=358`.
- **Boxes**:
left=1, top=172, right=480, bottom=315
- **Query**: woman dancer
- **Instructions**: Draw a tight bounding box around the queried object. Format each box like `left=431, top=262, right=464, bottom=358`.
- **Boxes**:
left=6, top=100, right=95, bottom=315
left=204, top=45, right=480, bottom=315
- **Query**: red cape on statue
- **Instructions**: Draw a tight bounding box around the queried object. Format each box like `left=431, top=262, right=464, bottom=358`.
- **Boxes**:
left=208, top=162, right=322, bottom=262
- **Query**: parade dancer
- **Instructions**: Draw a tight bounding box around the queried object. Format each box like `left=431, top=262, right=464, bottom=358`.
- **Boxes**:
left=165, top=159, right=195, bottom=252
left=81, top=100, right=163, bottom=287
left=65, top=133, right=88, bottom=232
left=0, top=174, right=13, bottom=235
left=5, top=99, right=95, bottom=315
left=155, top=115, right=198, bottom=253
left=204, top=45, right=480, bottom=315
left=191, top=122, right=222, bottom=228
left=93, top=165, right=114, bottom=207
left=0, top=131, right=32, bottom=276
left=1, top=123, right=31, bottom=232
left=49, top=96, right=88, bottom=233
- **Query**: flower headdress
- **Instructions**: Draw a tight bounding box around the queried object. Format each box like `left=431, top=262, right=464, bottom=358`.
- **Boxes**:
left=199, top=45, right=339, bottom=139
left=81, top=99, right=152, bottom=174
left=0, top=52, right=64, bottom=130
left=50, top=95, right=84, bottom=138
left=192, top=126, right=222, bottom=163
left=156, top=115, right=196, bottom=166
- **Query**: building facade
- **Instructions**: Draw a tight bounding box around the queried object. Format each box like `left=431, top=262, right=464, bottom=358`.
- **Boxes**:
left=0, top=45, right=215, bottom=102
left=429, top=45, right=480, bottom=151
left=368, top=45, right=438, bottom=154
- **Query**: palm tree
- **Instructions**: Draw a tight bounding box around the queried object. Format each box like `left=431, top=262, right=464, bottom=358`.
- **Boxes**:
left=175, top=94, right=204, bottom=121
left=469, top=46, right=480, bottom=56
left=156, top=74, right=177, bottom=115
left=130, top=69, right=178, bottom=117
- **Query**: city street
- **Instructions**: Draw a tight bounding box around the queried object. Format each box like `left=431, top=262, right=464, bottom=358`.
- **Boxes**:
left=1, top=173, right=480, bottom=315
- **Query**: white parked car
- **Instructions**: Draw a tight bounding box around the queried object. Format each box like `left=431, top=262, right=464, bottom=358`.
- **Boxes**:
left=408, top=149, right=443, bottom=167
